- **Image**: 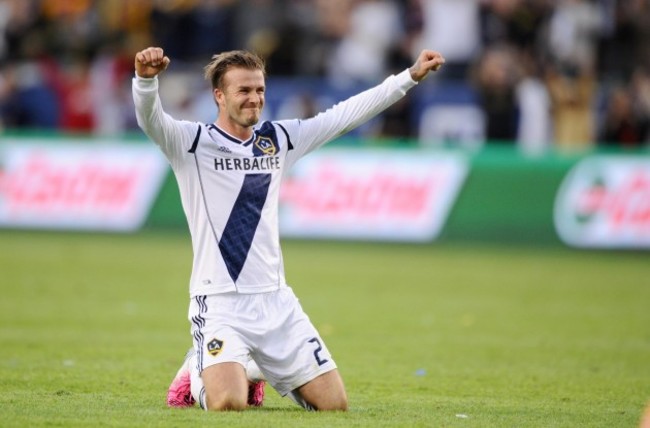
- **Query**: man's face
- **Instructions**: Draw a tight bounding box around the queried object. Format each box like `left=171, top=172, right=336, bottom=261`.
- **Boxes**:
left=215, top=67, right=265, bottom=128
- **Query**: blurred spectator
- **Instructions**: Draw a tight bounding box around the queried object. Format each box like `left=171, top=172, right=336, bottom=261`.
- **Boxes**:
left=545, top=65, right=597, bottom=152
left=43, top=56, right=95, bottom=132
left=0, top=71, right=5, bottom=130
left=275, top=92, right=319, bottom=120
left=633, top=0, right=650, bottom=72
left=326, top=0, right=403, bottom=86
left=413, top=0, right=482, bottom=80
left=40, top=0, right=102, bottom=59
left=191, top=0, right=237, bottom=59
left=631, top=67, right=650, bottom=127
left=598, top=0, right=650, bottom=82
left=0, top=0, right=648, bottom=151
left=0, top=1, right=7, bottom=60
left=378, top=96, right=417, bottom=141
left=399, top=0, right=425, bottom=61
left=90, top=42, right=140, bottom=136
left=516, top=52, right=552, bottom=154
left=284, top=0, right=327, bottom=76
left=472, top=45, right=519, bottom=143
left=477, top=0, right=553, bottom=151
left=600, top=86, right=647, bottom=147
left=150, top=0, right=197, bottom=60
left=599, top=81, right=650, bottom=148
left=309, top=0, right=354, bottom=78
left=547, top=0, right=604, bottom=74
left=232, top=0, right=302, bottom=75
left=0, top=0, right=43, bottom=62
left=544, top=0, right=605, bottom=151
left=0, top=62, right=59, bottom=129
left=94, top=0, right=154, bottom=60
left=233, top=0, right=284, bottom=56
left=479, top=0, right=553, bottom=63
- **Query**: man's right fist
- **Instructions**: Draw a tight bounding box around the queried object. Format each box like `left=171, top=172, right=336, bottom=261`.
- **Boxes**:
left=135, top=47, right=170, bottom=78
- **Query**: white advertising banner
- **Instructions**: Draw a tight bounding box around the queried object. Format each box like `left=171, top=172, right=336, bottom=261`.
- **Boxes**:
left=279, top=149, right=468, bottom=242
left=0, top=141, right=168, bottom=232
left=554, top=156, right=650, bottom=248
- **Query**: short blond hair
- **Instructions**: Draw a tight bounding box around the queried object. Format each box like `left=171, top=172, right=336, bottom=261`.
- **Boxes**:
left=203, top=50, right=266, bottom=90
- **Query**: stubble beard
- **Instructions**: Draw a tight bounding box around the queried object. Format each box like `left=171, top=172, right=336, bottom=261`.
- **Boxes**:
left=242, top=107, right=261, bottom=127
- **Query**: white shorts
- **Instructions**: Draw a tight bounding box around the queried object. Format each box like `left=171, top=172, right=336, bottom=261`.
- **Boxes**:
left=188, top=286, right=337, bottom=396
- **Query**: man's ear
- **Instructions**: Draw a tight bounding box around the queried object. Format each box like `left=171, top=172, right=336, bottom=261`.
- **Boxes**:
left=214, top=88, right=223, bottom=107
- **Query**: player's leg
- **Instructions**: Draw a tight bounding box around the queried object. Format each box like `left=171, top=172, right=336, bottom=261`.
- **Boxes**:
left=185, top=294, right=266, bottom=411
left=200, top=362, right=249, bottom=410
left=181, top=349, right=265, bottom=409
left=291, top=369, right=348, bottom=411
left=256, top=287, right=348, bottom=411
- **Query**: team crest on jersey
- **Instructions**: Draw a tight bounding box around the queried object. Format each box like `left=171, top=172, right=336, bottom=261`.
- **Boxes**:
left=207, top=338, right=224, bottom=357
left=254, top=136, right=277, bottom=156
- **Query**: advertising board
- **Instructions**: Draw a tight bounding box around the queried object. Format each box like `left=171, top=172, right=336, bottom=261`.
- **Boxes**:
left=0, top=141, right=168, bottom=232
left=279, top=149, right=468, bottom=242
left=554, top=156, right=650, bottom=248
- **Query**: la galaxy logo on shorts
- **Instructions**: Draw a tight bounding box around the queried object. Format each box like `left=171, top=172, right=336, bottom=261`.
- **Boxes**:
left=254, top=136, right=277, bottom=156
left=207, top=338, right=224, bottom=357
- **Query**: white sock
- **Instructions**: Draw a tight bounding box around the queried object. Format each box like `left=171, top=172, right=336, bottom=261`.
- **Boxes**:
left=246, top=358, right=266, bottom=383
left=188, top=353, right=207, bottom=410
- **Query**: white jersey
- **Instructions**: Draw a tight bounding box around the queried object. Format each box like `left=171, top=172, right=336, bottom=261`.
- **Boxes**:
left=132, top=69, right=417, bottom=297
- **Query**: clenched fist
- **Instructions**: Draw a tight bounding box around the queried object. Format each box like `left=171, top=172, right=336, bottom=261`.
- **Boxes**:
left=409, top=50, right=445, bottom=82
left=135, top=47, right=170, bottom=78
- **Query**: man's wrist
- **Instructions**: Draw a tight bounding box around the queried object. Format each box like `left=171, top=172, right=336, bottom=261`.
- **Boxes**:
left=398, top=69, right=418, bottom=91
left=133, top=73, right=158, bottom=90
left=135, top=72, right=156, bottom=80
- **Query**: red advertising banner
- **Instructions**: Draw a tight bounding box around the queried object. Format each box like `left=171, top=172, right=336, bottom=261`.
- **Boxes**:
left=279, top=149, right=468, bottom=242
left=554, top=156, right=650, bottom=248
left=0, top=141, right=168, bottom=232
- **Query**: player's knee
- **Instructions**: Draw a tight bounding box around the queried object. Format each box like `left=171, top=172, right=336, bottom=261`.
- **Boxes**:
left=308, top=393, right=348, bottom=412
left=332, top=395, right=349, bottom=411
left=296, top=370, right=349, bottom=411
left=205, top=392, right=247, bottom=411
left=313, top=394, right=348, bottom=411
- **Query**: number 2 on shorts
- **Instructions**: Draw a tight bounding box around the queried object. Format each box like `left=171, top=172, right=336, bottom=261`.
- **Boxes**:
left=308, top=337, right=329, bottom=366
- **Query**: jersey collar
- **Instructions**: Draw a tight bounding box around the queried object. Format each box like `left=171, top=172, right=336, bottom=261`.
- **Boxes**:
left=208, top=123, right=255, bottom=146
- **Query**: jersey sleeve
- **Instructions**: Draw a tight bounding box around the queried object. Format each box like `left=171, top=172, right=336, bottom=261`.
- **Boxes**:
left=280, top=69, right=418, bottom=169
left=132, top=75, right=198, bottom=168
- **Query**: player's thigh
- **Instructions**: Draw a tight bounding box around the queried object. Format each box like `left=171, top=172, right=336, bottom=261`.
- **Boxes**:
left=254, top=288, right=339, bottom=396
left=296, top=369, right=348, bottom=411
left=201, top=362, right=249, bottom=411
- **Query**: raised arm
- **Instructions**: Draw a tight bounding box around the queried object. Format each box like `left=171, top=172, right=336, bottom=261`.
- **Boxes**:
left=283, top=50, right=445, bottom=164
left=132, top=47, right=196, bottom=165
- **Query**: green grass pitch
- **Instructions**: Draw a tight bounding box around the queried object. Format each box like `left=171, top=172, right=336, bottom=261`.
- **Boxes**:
left=0, top=231, right=648, bottom=427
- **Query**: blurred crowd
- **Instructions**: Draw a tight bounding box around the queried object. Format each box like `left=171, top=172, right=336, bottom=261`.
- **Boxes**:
left=1, top=0, right=650, bottom=152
